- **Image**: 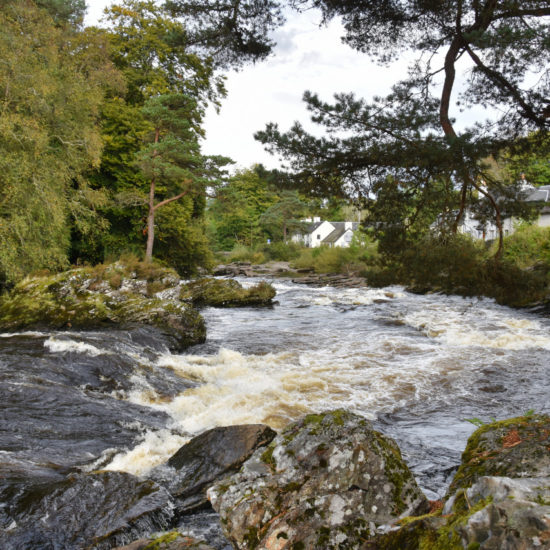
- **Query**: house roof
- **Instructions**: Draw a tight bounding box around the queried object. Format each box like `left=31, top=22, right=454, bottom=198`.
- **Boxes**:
left=322, top=222, right=360, bottom=243
left=305, top=221, right=324, bottom=233
left=523, top=185, right=550, bottom=202
left=323, top=227, right=347, bottom=243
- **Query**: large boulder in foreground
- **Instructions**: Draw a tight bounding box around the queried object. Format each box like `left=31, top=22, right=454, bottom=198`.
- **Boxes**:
left=207, top=410, right=428, bottom=549
left=152, top=424, right=276, bottom=514
left=371, top=414, right=550, bottom=550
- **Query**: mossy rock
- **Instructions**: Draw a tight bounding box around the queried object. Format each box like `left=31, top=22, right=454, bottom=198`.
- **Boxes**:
left=208, top=410, right=428, bottom=549
left=179, top=278, right=276, bottom=307
left=447, top=414, right=550, bottom=496
left=0, top=263, right=205, bottom=350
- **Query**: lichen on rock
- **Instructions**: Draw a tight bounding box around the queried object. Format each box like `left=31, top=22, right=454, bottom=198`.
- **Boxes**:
left=373, top=413, right=550, bottom=549
left=0, top=263, right=205, bottom=351
left=207, top=409, right=428, bottom=549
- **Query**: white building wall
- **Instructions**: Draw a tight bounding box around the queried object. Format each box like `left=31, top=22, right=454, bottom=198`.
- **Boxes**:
left=310, top=221, right=336, bottom=247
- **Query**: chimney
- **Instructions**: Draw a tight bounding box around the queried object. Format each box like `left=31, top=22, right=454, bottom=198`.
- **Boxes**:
left=345, top=221, right=352, bottom=230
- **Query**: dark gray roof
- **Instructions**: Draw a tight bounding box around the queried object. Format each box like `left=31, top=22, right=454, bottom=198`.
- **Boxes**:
left=322, top=222, right=359, bottom=243
left=523, top=185, right=550, bottom=202
left=323, top=227, right=347, bottom=243
left=305, top=221, right=324, bottom=232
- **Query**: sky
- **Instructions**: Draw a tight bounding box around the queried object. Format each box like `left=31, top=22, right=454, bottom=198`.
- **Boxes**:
left=84, top=2, right=488, bottom=172
left=84, top=2, right=415, bottom=171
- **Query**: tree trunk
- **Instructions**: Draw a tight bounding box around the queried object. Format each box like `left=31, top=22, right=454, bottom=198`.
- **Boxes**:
left=145, top=177, right=156, bottom=263
left=144, top=128, right=160, bottom=263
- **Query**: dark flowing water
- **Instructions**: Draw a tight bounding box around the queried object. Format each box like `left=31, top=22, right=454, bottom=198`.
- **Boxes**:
left=1, top=279, right=549, bottom=547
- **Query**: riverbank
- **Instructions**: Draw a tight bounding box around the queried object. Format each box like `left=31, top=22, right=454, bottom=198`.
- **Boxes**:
left=213, top=258, right=550, bottom=312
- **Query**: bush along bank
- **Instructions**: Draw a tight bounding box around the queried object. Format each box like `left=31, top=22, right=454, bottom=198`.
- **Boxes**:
left=0, top=261, right=276, bottom=351
left=366, top=232, right=550, bottom=311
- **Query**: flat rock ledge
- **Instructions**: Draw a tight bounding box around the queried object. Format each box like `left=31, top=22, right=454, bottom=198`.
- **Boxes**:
left=0, top=263, right=276, bottom=350
left=214, top=262, right=368, bottom=289
left=207, top=410, right=428, bottom=549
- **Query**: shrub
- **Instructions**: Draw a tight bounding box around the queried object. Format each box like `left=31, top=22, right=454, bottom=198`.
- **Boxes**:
left=500, top=224, right=550, bottom=269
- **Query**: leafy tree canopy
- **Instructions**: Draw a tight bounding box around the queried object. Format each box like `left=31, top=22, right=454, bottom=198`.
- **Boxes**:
left=0, top=1, right=116, bottom=283
left=249, top=0, right=550, bottom=257
left=164, top=0, right=285, bottom=67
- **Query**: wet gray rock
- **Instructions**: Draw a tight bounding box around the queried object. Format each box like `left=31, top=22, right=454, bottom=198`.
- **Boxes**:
left=154, top=424, right=276, bottom=514
left=207, top=410, right=428, bottom=549
left=114, top=532, right=216, bottom=549
left=447, top=413, right=550, bottom=495
left=369, top=414, right=550, bottom=549
left=0, top=471, right=174, bottom=550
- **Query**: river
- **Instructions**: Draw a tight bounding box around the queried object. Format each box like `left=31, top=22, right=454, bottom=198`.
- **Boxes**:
left=1, top=278, right=550, bottom=547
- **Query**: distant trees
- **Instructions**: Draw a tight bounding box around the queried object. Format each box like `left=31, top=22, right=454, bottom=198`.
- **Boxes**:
left=259, top=191, right=308, bottom=242
left=207, top=168, right=279, bottom=249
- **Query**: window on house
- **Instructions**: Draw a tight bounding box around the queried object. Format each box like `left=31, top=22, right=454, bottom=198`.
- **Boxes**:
left=317, top=234, right=321, bottom=239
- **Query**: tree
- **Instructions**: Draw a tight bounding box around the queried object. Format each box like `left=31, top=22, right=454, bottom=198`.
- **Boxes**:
left=0, top=1, right=115, bottom=283
left=134, top=93, right=229, bottom=261
left=253, top=0, right=550, bottom=258
left=80, top=0, right=228, bottom=267
left=208, top=167, right=279, bottom=249
left=260, top=190, right=307, bottom=241
left=164, top=0, right=285, bottom=68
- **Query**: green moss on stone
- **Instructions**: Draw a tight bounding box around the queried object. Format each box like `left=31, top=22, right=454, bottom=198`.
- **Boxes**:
left=143, top=531, right=180, bottom=549
left=448, top=413, right=550, bottom=494
left=180, top=278, right=275, bottom=307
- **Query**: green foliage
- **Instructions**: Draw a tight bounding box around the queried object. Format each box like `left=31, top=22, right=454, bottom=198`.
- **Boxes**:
left=254, top=0, right=550, bottom=256
left=292, top=235, right=378, bottom=275
left=502, top=132, right=550, bottom=186
left=500, top=225, right=550, bottom=269
left=226, top=245, right=266, bottom=265
left=0, top=1, right=114, bottom=284
left=164, top=0, right=285, bottom=68
left=154, top=202, right=215, bottom=276
left=103, top=0, right=224, bottom=107
left=365, top=232, right=549, bottom=308
left=259, top=190, right=308, bottom=242
left=207, top=167, right=279, bottom=250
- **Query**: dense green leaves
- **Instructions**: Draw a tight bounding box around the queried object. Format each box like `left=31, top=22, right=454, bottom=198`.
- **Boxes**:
left=0, top=1, right=114, bottom=283
left=255, top=0, right=550, bottom=257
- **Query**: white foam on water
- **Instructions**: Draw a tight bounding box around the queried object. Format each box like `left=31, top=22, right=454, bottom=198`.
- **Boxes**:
left=102, top=282, right=550, bottom=476
left=44, top=337, right=110, bottom=356
left=402, top=305, right=550, bottom=350
left=102, top=429, right=188, bottom=476
left=297, top=286, right=405, bottom=307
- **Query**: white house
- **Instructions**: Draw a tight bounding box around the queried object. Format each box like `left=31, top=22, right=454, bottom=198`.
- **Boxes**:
left=292, top=218, right=360, bottom=248
left=458, top=184, right=550, bottom=240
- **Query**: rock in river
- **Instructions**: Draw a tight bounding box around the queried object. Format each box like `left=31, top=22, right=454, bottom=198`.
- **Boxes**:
left=207, top=409, right=428, bottom=549
left=152, top=424, right=276, bottom=514
left=0, top=471, right=175, bottom=550
left=0, top=262, right=276, bottom=351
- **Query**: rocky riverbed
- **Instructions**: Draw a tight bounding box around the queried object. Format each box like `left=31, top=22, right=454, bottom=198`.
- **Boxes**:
left=1, top=269, right=549, bottom=549
left=6, top=410, right=546, bottom=549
